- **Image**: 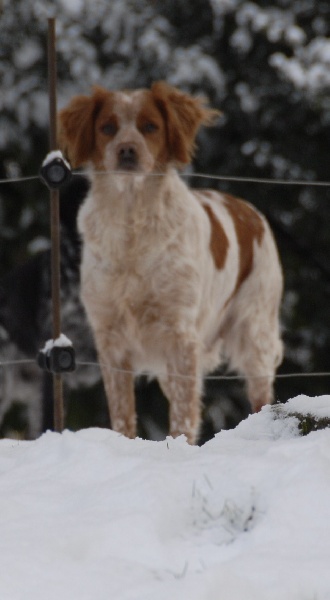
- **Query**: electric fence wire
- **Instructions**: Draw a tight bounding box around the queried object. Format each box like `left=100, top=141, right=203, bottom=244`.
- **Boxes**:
left=0, top=171, right=330, bottom=187
left=1, top=358, right=330, bottom=382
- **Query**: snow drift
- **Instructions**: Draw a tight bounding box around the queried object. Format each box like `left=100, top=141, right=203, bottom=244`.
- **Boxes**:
left=0, top=395, right=330, bottom=599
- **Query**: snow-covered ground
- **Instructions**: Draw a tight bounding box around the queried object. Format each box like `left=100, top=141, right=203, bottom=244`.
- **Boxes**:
left=0, top=395, right=330, bottom=600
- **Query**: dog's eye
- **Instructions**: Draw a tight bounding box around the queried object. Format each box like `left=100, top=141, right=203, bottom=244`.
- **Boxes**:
left=101, top=122, right=118, bottom=136
left=142, top=122, right=158, bottom=134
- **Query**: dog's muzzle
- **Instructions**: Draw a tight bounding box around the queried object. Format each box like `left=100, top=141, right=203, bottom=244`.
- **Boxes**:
left=117, top=144, right=139, bottom=171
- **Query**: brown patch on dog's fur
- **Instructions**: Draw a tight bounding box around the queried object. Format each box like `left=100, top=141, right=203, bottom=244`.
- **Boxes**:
left=59, top=87, right=110, bottom=168
left=151, top=82, right=220, bottom=165
left=224, top=194, right=264, bottom=290
left=134, top=92, right=170, bottom=167
left=202, top=204, right=229, bottom=270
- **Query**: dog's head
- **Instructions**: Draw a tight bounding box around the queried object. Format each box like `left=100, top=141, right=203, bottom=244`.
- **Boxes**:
left=59, top=82, right=219, bottom=173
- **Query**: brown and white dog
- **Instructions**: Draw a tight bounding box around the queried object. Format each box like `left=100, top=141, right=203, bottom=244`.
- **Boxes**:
left=59, top=82, right=283, bottom=443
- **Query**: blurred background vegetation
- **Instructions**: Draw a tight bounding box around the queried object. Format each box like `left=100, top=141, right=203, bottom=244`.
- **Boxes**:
left=1, top=0, right=330, bottom=440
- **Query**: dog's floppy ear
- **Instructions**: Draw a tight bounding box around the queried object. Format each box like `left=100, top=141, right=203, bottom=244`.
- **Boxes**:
left=151, top=82, right=220, bottom=165
left=58, top=87, right=108, bottom=168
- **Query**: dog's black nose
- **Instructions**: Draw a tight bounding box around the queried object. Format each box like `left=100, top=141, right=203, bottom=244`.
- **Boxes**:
left=117, top=144, right=138, bottom=170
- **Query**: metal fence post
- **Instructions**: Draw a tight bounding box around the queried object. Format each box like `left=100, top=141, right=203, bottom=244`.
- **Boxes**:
left=47, top=17, right=64, bottom=432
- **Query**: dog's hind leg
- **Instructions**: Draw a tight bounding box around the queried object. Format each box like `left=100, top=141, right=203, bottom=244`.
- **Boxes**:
left=222, top=307, right=283, bottom=413
left=246, top=327, right=283, bottom=413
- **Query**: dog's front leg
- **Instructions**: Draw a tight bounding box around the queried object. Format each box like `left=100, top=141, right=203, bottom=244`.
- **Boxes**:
left=98, top=353, right=136, bottom=439
left=160, top=339, right=202, bottom=444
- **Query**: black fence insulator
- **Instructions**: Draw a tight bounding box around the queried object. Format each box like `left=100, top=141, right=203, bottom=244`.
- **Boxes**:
left=40, top=151, right=72, bottom=190
left=37, top=343, right=76, bottom=374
